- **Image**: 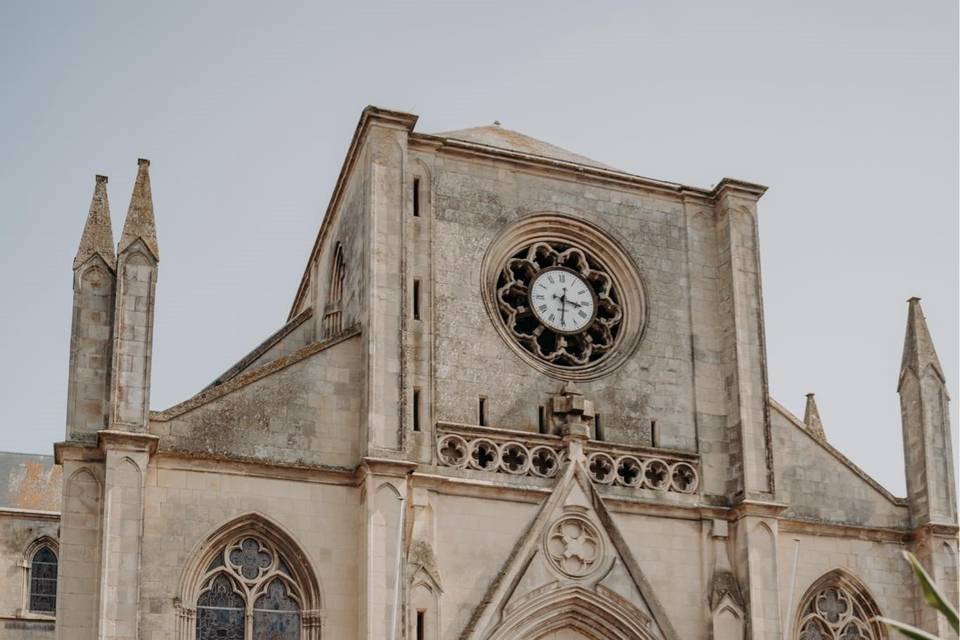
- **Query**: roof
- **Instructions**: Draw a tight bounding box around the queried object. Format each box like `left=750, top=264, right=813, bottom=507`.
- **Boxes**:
left=431, top=123, right=617, bottom=171
left=0, top=452, right=61, bottom=511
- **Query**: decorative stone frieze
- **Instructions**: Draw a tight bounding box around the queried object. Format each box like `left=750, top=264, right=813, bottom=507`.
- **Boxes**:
left=436, top=428, right=565, bottom=479
left=435, top=423, right=700, bottom=494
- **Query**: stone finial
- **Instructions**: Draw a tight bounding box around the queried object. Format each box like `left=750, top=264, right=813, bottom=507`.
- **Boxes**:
left=551, top=381, right=594, bottom=440
left=899, top=297, right=945, bottom=386
left=803, top=393, right=826, bottom=440
left=118, top=158, right=159, bottom=260
left=73, top=174, right=116, bottom=270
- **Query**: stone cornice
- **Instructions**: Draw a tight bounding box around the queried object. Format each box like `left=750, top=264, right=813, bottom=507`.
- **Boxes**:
left=0, top=507, right=60, bottom=521
left=410, top=132, right=768, bottom=204
left=359, top=456, right=418, bottom=479
left=54, top=440, right=104, bottom=464
left=154, top=450, right=358, bottom=486
left=98, top=430, right=160, bottom=455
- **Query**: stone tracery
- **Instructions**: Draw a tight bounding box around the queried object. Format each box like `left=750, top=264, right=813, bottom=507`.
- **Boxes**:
left=795, top=573, right=885, bottom=640
left=197, top=536, right=303, bottom=640
left=496, top=241, right=623, bottom=367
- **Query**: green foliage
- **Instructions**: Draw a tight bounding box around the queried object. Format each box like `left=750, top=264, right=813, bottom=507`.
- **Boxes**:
left=876, top=551, right=958, bottom=640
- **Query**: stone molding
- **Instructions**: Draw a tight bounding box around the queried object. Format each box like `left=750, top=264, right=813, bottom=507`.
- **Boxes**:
left=201, top=307, right=314, bottom=392
left=151, top=325, right=361, bottom=422
left=770, top=398, right=907, bottom=507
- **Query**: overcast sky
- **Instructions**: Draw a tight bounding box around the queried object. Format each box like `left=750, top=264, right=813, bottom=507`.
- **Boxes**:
left=0, top=1, right=956, bottom=496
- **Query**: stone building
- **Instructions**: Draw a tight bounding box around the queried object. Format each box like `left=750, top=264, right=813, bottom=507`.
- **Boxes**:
left=1, top=105, right=957, bottom=640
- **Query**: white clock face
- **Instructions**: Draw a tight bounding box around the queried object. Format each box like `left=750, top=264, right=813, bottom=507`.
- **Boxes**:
left=528, top=268, right=596, bottom=333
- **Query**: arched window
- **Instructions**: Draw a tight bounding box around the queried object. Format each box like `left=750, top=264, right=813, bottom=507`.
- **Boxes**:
left=28, top=546, right=58, bottom=613
left=322, top=242, right=345, bottom=337
left=795, top=571, right=885, bottom=640
left=195, top=536, right=305, bottom=640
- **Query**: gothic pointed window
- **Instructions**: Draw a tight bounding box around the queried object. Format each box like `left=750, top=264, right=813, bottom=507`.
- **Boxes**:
left=795, top=572, right=885, bottom=640
left=323, top=242, right=345, bottom=337
left=197, top=574, right=244, bottom=640
left=28, top=546, right=58, bottom=613
left=253, top=579, right=301, bottom=639
left=194, top=536, right=304, bottom=640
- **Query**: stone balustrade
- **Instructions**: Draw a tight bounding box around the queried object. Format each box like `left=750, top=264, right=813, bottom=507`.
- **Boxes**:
left=435, top=423, right=700, bottom=494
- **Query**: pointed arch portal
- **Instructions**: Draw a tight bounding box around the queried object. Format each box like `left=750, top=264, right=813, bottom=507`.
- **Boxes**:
left=487, top=585, right=659, bottom=640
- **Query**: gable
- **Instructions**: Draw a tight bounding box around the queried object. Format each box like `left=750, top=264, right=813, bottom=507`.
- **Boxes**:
left=770, top=400, right=908, bottom=529
left=461, top=458, right=679, bottom=640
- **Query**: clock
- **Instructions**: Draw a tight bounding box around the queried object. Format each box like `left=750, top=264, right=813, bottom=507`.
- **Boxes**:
left=481, top=213, right=646, bottom=381
left=528, top=267, right=597, bottom=334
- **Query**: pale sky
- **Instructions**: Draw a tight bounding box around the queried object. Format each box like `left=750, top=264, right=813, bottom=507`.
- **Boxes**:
left=0, top=1, right=956, bottom=497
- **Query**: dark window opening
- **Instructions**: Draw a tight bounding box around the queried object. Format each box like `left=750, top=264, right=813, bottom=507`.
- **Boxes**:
left=478, top=397, right=487, bottom=426
left=412, top=178, right=421, bottom=217
left=413, top=388, right=421, bottom=432
left=413, top=279, right=421, bottom=320
left=29, top=546, right=57, bottom=613
left=651, top=419, right=658, bottom=447
left=538, top=406, right=546, bottom=434
left=416, top=610, right=425, bottom=640
left=594, top=413, right=603, bottom=441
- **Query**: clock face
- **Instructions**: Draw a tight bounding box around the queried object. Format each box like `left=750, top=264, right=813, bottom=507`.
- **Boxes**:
left=528, top=268, right=596, bottom=334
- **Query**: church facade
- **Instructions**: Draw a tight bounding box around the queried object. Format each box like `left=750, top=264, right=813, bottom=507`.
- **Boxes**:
left=0, top=105, right=957, bottom=640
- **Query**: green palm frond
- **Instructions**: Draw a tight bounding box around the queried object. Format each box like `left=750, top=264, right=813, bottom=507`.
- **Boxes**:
left=902, top=551, right=959, bottom=634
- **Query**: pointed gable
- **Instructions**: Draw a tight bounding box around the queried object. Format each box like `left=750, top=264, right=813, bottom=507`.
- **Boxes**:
left=119, top=158, right=159, bottom=260
left=899, top=297, right=945, bottom=387
left=433, top=123, right=617, bottom=171
left=461, top=458, right=679, bottom=640
left=73, top=175, right=116, bottom=270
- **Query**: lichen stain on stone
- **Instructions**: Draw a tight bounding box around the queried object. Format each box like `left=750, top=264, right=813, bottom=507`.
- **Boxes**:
left=8, top=461, right=62, bottom=510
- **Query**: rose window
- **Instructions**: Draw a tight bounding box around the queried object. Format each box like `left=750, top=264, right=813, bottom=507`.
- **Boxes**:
left=481, top=214, right=646, bottom=381
left=496, top=241, right=621, bottom=367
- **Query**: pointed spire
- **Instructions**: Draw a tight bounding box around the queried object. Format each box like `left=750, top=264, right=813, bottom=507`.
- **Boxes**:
left=899, top=297, right=944, bottom=386
left=73, top=175, right=116, bottom=270
left=118, top=158, right=159, bottom=260
left=803, top=393, right=826, bottom=440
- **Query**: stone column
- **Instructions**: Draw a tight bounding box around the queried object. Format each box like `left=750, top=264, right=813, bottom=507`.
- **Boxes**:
left=96, top=431, right=157, bottom=640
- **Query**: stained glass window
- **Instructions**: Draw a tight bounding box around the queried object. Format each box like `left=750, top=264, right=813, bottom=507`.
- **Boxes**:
left=253, top=579, right=301, bottom=640
left=29, top=546, right=57, bottom=613
left=796, top=581, right=883, bottom=640
left=197, top=575, right=244, bottom=640
left=196, top=536, right=304, bottom=640
left=229, top=538, right=272, bottom=581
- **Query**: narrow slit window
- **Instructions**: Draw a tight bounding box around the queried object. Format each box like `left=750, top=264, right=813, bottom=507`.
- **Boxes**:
left=651, top=419, right=658, bottom=447
left=538, top=406, right=546, bottom=434
left=413, top=279, right=421, bottom=320
left=416, top=610, right=425, bottom=640
left=412, top=178, right=421, bottom=217
left=594, top=413, right=603, bottom=441
left=412, top=388, right=421, bottom=432
left=478, top=397, right=487, bottom=426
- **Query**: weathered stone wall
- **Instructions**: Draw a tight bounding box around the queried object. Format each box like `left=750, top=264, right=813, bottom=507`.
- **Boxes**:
left=433, top=492, right=540, bottom=638
left=427, top=155, right=697, bottom=451
left=136, top=460, right=360, bottom=639
left=311, top=149, right=368, bottom=341
left=771, top=405, right=909, bottom=529
left=777, top=531, right=915, bottom=635
left=152, top=333, right=364, bottom=468
left=0, top=514, right=59, bottom=638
